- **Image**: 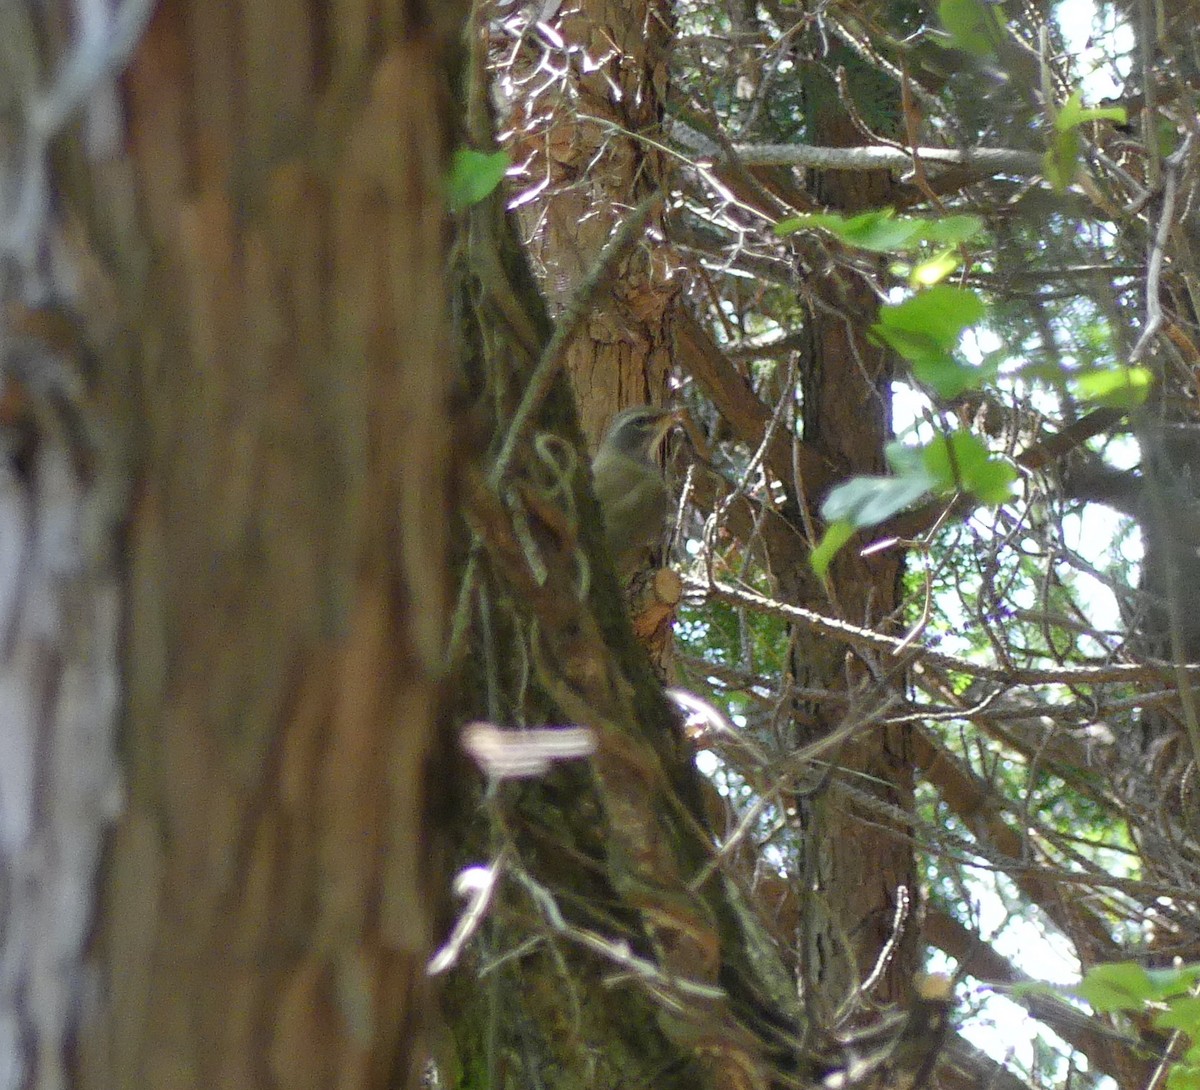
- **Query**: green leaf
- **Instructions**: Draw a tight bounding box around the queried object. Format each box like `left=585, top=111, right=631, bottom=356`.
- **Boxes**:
left=920, top=215, right=985, bottom=245
left=776, top=210, right=921, bottom=252
left=1054, top=90, right=1087, bottom=130
left=875, top=285, right=988, bottom=394
left=1167, top=1064, right=1200, bottom=1090
left=1154, top=997, right=1200, bottom=1035
left=837, top=211, right=925, bottom=252
left=776, top=210, right=981, bottom=255
left=877, top=285, right=986, bottom=350
left=912, top=352, right=983, bottom=397
left=1055, top=89, right=1128, bottom=131
left=873, top=324, right=946, bottom=363
left=937, top=0, right=1004, bottom=55
left=965, top=458, right=1019, bottom=503
left=446, top=149, right=510, bottom=211
left=810, top=519, right=856, bottom=578
left=885, top=441, right=926, bottom=475
left=1072, top=366, right=1153, bottom=408
left=923, top=430, right=1016, bottom=502
left=775, top=215, right=815, bottom=237
left=1147, top=965, right=1200, bottom=1000
left=923, top=430, right=988, bottom=489
left=775, top=212, right=849, bottom=237
left=821, top=472, right=935, bottom=528
left=910, top=249, right=961, bottom=287
left=1044, top=129, right=1080, bottom=192
left=1077, top=962, right=1156, bottom=1012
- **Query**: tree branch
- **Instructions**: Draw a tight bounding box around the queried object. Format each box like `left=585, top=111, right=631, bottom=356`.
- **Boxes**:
left=926, top=909, right=1153, bottom=1087
left=724, top=143, right=1046, bottom=175
left=676, top=310, right=827, bottom=490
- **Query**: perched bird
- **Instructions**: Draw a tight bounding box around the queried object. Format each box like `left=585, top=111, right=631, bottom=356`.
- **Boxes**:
left=591, top=405, right=680, bottom=576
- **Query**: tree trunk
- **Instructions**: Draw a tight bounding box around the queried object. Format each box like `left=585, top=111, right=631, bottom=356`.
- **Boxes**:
left=501, top=0, right=679, bottom=441
left=440, top=7, right=815, bottom=1088
left=0, top=4, right=464, bottom=1087
left=789, top=106, right=917, bottom=1014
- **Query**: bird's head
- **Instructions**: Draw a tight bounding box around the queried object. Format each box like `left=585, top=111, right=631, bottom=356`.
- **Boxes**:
left=599, top=405, right=682, bottom=463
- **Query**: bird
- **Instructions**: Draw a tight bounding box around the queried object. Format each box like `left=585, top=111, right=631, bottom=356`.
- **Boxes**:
left=591, top=405, right=681, bottom=577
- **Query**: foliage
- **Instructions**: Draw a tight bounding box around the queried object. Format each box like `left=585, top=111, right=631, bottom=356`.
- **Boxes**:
left=1017, top=964, right=1200, bottom=1089
left=446, top=148, right=511, bottom=211
left=456, top=0, right=1200, bottom=1087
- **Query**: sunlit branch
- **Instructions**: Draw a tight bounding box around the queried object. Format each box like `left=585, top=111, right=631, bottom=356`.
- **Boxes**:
left=721, top=144, right=1046, bottom=176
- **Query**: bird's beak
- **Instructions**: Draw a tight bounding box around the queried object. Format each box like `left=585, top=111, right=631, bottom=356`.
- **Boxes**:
left=649, top=408, right=684, bottom=456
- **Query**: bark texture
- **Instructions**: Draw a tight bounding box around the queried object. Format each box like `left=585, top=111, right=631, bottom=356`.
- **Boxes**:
left=502, top=0, right=679, bottom=440
left=788, top=106, right=916, bottom=1013
left=1, top=3, right=466, bottom=1088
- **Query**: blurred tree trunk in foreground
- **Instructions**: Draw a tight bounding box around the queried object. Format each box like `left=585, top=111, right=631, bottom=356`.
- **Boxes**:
left=0, top=3, right=464, bottom=1088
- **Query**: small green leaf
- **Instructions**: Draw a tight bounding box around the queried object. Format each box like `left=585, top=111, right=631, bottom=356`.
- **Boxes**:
left=811, top=519, right=856, bottom=578
left=1044, top=129, right=1080, bottom=192
left=1077, top=962, right=1156, bottom=1012
left=966, top=458, right=1018, bottom=503
left=837, top=211, right=925, bottom=252
left=873, top=324, right=945, bottom=363
left=775, top=213, right=842, bottom=237
left=1167, top=1064, right=1200, bottom=1090
left=1054, top=90, right=1086, bottom=131
left=921, top=215, right=985, bottom=245
left=875, top=286, right=990, bottom=395
left=885, top=441, right=926, bottom=475
left=922, top=430, right=1015, bottom=502
left=1146, top=965, right=1200, bottom=1000
left=446, top=149, right=510, bottom=211
left=1154, top=997, right=1200, bottom=1035
left=1072, top=366, right=1152, bottom=408
left=776, top=210, right=923, bottom=252
left=938, top=0, right=1004, bottom=55
left=821, top=472, right=935, bottom=528
left=912, top=352, right=981, bottom=397
left=873, top=285, right=984, bottom=396
left=775, top=216, right=811, bottom=237
left=1055, top=89, right=1128, bottom=131
left=778, top=210, right=983, bottom=255
left=923, top=430, right=990, bottom=490
left=910, top=249, right=961, bottom=287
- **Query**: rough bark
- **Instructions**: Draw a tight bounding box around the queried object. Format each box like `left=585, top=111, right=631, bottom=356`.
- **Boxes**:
left=501, top=0, right=679, bottom=441
left=440, top=6, right=816, bottom=1086
left=787, top=103, right=917, bottom=1014
left=0, top=3, right=464, bottom=1087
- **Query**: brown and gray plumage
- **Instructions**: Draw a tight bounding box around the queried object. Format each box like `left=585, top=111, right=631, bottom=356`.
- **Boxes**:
left=591, top=405, right=680, bottom=576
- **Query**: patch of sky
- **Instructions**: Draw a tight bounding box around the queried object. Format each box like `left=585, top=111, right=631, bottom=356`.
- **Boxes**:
left=1055, top=0, right=1133, bottom=101
left=924, top=853, right=1091, bottom=1079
